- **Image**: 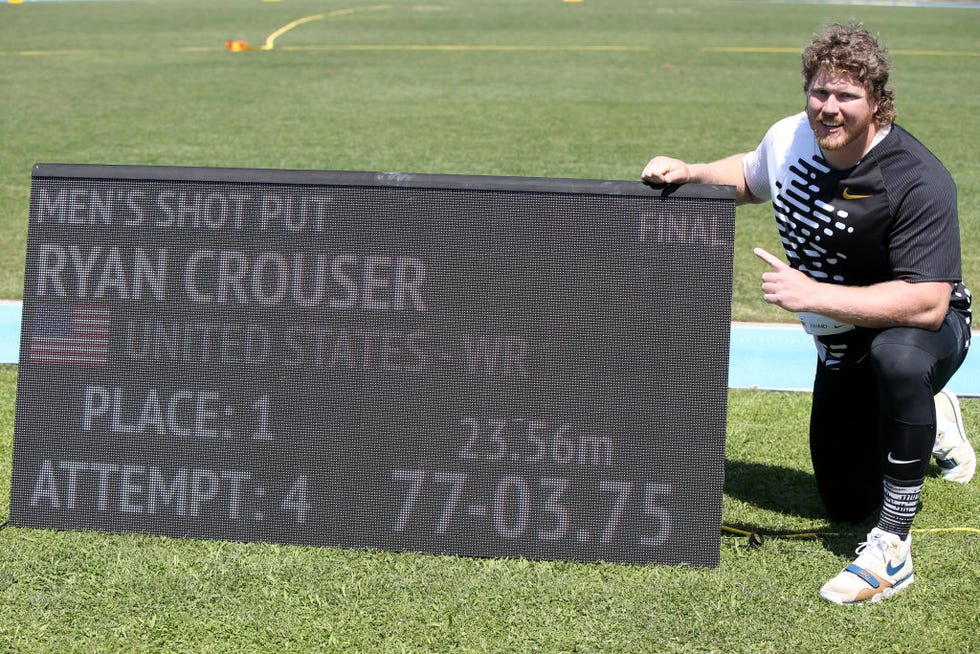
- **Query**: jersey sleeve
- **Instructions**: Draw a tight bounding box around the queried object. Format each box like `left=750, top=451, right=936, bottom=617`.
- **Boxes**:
left=742, top=113, right=811, bottom=202
left=742, top=138, right=772, bottom=201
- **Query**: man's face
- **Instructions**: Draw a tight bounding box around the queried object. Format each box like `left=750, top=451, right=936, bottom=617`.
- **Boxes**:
left=806, top=69, right=880, bottom=167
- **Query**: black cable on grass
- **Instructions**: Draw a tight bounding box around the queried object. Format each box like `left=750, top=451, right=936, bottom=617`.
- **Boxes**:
left=722, top=524, right=980, bottom=544
left=723, top=525, right=834, bottom=540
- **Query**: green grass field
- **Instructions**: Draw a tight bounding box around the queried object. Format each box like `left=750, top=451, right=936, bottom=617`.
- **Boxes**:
left=1, top=1, right=979, bottom=651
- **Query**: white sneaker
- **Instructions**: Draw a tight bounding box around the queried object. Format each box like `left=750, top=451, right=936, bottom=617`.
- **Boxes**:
left=934, top=389, right=976, bottom=483
left=819, top=528, right=914, bottom=605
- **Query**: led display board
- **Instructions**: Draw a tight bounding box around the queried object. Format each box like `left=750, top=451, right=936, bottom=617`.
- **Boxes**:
left=11, top=164, right=734, bottom=566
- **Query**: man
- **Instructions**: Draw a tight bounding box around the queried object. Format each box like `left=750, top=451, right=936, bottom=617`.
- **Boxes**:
left=642, top=23, right=974, bottom=605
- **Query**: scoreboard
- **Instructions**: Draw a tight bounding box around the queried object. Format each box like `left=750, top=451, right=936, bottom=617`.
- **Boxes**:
left=11, top=164, right=734, bottom=567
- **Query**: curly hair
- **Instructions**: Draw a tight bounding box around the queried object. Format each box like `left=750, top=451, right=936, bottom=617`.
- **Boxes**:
left=801, top=22, right=897, bottom=127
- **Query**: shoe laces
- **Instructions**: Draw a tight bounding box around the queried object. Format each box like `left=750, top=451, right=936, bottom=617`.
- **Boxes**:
left=854, top=531, right=893, bottom=561
left=856, top=539, right=882, bottom=559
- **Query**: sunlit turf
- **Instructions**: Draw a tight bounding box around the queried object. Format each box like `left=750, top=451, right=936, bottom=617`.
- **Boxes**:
left=1, top=1, right=978, bottom=651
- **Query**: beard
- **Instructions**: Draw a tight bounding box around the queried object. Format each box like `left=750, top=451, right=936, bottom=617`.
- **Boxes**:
left=808, top=108, right=876, bottom=153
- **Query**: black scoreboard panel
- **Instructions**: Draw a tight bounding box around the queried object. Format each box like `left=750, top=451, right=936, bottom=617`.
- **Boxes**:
left=11, top=164, right=734, bottom=567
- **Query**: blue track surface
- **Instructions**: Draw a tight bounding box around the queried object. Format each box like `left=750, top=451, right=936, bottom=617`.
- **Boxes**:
left=4, top=303, right=977, bottom=395
left=729, top=321, right=979, bottom=396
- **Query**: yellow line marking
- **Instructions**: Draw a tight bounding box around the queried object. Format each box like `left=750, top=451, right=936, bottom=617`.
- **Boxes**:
left=0, top=50, right=95, bottom=57
left=5, top=43, right=974, bottom=58
left=703, top=46, right=798, bottom=54
left=280, top=44, right=652, bottom=52
left=260, top=5, right=392, bottom=51
left=703, top=46, right=980, bottom=57
left=891, top=49, right=980, bottom=57
left=187, top=44, right=656, bottom=54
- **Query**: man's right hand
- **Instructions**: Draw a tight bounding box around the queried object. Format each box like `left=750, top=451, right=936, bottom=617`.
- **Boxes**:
left=641, top=153, right=759, bottom=206
left=641, top=156, right=691, bottom=184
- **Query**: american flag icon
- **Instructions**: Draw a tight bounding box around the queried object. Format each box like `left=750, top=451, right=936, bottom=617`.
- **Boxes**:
left=29, top=303, right=111, bottom=366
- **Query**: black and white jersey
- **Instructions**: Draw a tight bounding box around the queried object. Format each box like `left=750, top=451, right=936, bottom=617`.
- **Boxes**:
left=743, top=112, right=972, bottom=363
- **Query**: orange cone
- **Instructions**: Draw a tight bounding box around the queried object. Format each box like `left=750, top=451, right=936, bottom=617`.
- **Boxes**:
left=225, top=40, right=256, bottom=52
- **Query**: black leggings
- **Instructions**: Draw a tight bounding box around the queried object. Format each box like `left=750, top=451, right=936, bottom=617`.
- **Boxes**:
left=809, top=309, right=970, bottom=523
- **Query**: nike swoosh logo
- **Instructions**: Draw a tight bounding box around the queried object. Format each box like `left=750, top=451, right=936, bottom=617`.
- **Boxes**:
left=842, top=187, right=873, bottom=200
left=887, top=452, right=921, bottom=465
left=886, top=560, right=906, bottom=576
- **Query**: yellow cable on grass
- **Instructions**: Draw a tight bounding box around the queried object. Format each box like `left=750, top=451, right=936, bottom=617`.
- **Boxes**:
left=722, top=524, right=980, bottom=541
left=260, top=5, right=392, bottom=51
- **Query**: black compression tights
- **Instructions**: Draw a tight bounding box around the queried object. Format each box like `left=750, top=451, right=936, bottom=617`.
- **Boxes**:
left=807, top=309, right=969, bottom=524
